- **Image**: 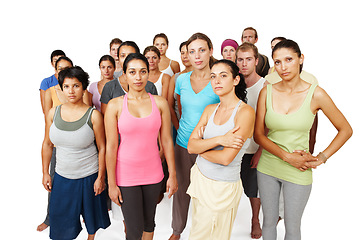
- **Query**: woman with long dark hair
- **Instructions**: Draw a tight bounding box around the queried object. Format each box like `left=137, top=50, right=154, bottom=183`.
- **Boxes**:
left=105, top=53, right=177, bottom=240
left=187, top=59, right=255, bottom=239
left=254, top=39, right=352, bottom=239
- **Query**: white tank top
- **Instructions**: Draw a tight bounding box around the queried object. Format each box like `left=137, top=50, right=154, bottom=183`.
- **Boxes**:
left=154, top=72, right=164, bottom=96
left=161, top=60, right=174, bottom=77
left=245, top=77, right=266, bottom=154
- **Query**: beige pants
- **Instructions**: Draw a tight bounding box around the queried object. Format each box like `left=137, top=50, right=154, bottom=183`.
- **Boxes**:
left=187, top=165, right=242, bottom=240
left=189, top=198, right=239, bottom=240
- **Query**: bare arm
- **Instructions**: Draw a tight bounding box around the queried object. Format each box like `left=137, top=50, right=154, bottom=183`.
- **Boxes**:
left=104, top=98, right=122, bottom=205
left=40, top=89, right=46, bottom=114
left=177, top=94, right=182, bottom=119
left=155, top=96, right=178, bottom=198
left=92, top=110, right=106, bottom=196
left=310, top=87, right=352, bottom=164
left=167, top=74, right=179, bottom=129
left=101, top=103, right=107, bottom=115
left=43, top=88, right=53, bottom=118
left=42, top=108, right=55, bottom=192
left=254, top=87, right=317, bottom=171
left=171, top=60, right=181, bottom=74
left=188, top=104, right=244, bottom=155
left=161, top=74, right=171, bottom=100
left=200, top=104, right=255, bottom=166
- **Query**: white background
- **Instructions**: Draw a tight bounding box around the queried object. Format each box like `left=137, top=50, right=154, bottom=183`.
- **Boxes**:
left=1, top=0, right=359, bottom=239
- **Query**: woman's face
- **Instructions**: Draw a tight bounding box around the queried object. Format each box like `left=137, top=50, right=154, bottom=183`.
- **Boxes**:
left=180, top=45, right=191, bottom=67
left=222, top=46, right=236, bottom=62
left=62, top=77, right=84, bottom=103
left=210, top=63, right=239, bottom=97
left=145, top=51, right=160, bottom=71
left=110, top=43, right=121, bottom=61
left=187, top=39, right=213, bottom=70
left=99, top=60, right=115, bottom=80
left=273, top=48, right=303, bottom=81
left=125, top=59, right=149, bottom=91
left=55, top=60, right=73, bottom=76
left=154, top=37, right=168, bottom=56
left=119, top=46, right=137, bottom=68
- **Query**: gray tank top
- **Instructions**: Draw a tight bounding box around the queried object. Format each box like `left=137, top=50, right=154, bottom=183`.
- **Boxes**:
left=196, top=100, right=250, bottom=182
left=49, top=105, right=99, bottom=179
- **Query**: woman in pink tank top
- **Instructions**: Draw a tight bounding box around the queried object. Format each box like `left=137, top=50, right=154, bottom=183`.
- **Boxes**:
left=105, top=53, right=178, bottom=240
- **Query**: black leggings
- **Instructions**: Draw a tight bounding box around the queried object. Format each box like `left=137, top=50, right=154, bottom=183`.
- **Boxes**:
left=119, top=180, right=163, bottom=240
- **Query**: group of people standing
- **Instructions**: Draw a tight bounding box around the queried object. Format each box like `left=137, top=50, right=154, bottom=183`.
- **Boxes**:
left=39, top=27, right=352, bottom=240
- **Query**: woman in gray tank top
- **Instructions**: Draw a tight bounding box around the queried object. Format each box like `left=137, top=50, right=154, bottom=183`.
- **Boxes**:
left=187, top=59, right=255, bottom=240
left=41, top=66, right=110, bottom=240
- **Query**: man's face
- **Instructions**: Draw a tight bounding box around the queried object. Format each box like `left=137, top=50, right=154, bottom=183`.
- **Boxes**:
left=51, top=55, right=64, bottom=68
left=236, top=50, right=258, bottom=77
left=242, top=30, right=258, bottom=44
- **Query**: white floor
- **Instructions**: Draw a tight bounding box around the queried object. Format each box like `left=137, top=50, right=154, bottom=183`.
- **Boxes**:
left=36, top=193, right=280, bottom=240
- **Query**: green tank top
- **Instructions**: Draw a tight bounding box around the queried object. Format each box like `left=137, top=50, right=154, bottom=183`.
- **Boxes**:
left=257, top=84, right=317, bottom=185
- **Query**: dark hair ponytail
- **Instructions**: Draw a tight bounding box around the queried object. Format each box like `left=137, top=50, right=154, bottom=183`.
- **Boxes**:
left=235, top=72, right=247, bottom=103
left=272, top=39, right=303, bottom=73
left=211, top=59, right=247, bottom=103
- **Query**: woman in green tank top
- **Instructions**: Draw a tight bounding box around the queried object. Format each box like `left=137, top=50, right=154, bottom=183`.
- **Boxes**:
left=254, top=40, right=352, bottom=240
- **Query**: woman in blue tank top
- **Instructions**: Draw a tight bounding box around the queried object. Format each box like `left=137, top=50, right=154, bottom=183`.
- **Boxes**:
left=186, top=59, right=255, bottom=239
left=169, top=33, right=219, bottom=240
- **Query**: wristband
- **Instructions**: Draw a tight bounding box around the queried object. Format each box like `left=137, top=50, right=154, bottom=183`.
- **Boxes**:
left=318, top=152, right=328, bottom=164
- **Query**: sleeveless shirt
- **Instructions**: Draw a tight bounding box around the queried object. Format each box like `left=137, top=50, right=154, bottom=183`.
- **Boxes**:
left=161, top=60, right=174, bottom=77
left=49, top=106, right=98, bottom=179
left=245, top=77, right=266, bottom=154
left=153, top=72, right=164, bottom=96
left=117, top=93, right=164, bottom=186
left=196, top=100, right=250, bottom=182
left=257, top=84, right=317, bottom=185
left=50, top=86, right=62, bottom=107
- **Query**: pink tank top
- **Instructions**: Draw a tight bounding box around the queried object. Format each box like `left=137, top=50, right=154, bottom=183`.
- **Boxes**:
left=116, top=93, right=164, bottom=186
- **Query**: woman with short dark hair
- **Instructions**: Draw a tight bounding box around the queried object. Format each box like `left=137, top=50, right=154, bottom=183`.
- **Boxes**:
left=42, top=66, right=110, bottom=240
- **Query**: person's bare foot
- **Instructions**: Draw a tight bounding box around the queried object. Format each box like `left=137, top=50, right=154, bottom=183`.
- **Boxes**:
left=87, top=233, right=95, bottom=240
left=251, top=220, right=262, bottom=239
left=37, top=222, right=49, bottom=232
left=168, top=233, right=180, bottom=240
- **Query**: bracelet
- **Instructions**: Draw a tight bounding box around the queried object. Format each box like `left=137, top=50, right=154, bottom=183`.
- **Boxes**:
left=318, top=152, right=328, bottom=164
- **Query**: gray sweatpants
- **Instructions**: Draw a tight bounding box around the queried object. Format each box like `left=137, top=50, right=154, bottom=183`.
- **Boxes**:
left=257, top=171, right=311, bottom=240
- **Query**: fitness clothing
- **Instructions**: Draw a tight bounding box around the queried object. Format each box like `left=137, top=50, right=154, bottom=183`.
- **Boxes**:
left=116, top=93, right=163, bottom=186
left=257, top=84, right=317, bottom=185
